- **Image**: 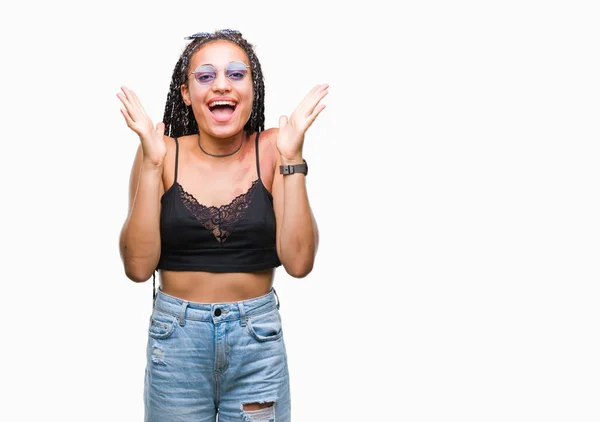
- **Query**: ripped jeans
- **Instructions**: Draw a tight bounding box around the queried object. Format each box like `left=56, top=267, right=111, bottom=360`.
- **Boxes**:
left=144, top=287, right=291, bottom=421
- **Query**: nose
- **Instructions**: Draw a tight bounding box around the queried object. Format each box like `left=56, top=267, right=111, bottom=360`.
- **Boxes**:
left=212, top=70, right=232, bottom=93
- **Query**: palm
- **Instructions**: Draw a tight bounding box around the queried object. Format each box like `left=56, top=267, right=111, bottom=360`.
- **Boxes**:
left=277, top=84, right=328, bottom=159
left=117, top=86, right=166, bottom=166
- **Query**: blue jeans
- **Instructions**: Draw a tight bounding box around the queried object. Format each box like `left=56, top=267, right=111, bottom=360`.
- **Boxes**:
left=144, top=288, right=291, bottom=421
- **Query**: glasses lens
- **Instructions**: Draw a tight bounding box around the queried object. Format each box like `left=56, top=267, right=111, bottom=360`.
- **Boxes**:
left=193, top=65, right=216, bottom=84
left=226, top=62, right=249, bottom=81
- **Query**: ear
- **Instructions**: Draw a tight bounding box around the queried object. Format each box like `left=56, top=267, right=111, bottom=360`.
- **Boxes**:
left=180, top=84, right=191, bottom=106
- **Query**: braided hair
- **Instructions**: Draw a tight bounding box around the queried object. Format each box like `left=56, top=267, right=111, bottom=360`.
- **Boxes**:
left=162, top=29, right=265, bottom=138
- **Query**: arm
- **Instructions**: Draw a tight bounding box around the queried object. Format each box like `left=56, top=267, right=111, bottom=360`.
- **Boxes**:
left=117, top=86, right=167, bottom=282
left=272, top=151, right=319, bottom=278
left=272, top=84, right=328, bottom=278
left=119, top=144, right=164, bottom=282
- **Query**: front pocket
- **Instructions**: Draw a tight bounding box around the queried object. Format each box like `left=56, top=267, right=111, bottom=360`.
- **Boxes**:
left=246, top=309, right=283, bottom=342
left=148, top=310, right=177, bottom=339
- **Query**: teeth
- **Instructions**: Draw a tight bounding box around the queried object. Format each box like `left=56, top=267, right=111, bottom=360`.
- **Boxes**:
left=209, top=100, right=236, bottom=107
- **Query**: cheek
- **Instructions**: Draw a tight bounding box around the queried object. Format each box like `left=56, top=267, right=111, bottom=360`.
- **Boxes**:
left=241, top=99, right=253, bottom=121
left=242, top=86, right=254, bottom=114
left=189, top=88, right=204, bottom=104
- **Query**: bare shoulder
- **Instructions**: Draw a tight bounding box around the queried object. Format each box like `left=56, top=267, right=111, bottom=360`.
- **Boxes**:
left=258, top=128, right=279, bottom=156
left=163, top=135, right=177, bottom=150
left=161, top=135, right=178, bottom=189
left=163, top=135, right=178, bottom=170
left=256, top=128, right=279, bottom=190
left=258, top=128, right=280, bottom=161
left=260, top=127, right=278, bottom=143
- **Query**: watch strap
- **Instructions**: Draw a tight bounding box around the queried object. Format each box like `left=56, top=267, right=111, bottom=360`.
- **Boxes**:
left=280, top=159, right=308, bottom=176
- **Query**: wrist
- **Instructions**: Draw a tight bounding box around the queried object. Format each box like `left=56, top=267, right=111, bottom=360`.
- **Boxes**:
left=280, top=158, right=308, bottom=176
left=280, top=155, right=304, bottom=165
left=141, top=159, right=164, bottom=173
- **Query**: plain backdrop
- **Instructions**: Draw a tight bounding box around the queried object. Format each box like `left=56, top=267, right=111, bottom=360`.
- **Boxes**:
left=1, top=0, right=599, bottom=420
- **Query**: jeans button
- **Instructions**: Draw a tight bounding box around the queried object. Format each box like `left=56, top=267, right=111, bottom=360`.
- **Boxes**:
left=214, top=308, right=222, bottom=317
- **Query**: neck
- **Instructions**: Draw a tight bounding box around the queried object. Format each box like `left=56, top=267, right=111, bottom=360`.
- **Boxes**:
left=197, top=132, right=246, bottom=158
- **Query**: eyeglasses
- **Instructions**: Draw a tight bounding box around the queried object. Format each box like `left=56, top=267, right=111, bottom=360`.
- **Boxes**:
left=189, top=61, right=250, bottom=85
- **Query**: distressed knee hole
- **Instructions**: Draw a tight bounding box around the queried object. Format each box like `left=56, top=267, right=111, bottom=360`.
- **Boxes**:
left=151, top=345, right=165, bottom=365
left=241, top=402, right=275, bottom=421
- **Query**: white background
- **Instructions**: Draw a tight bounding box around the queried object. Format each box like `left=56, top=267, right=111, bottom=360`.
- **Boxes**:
left=1, top=0, right=599, bottom=420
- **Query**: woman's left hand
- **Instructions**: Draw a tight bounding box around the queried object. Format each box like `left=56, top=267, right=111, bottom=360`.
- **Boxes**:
left=277, top=84, right=328, bottom=161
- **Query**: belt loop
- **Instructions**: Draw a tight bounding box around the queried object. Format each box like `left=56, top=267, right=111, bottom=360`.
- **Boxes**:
left=238, top=301, right=247, bottom=327
left=272, top=288, right=280, bottom=310
left=179, top=301, right=189, bottom=326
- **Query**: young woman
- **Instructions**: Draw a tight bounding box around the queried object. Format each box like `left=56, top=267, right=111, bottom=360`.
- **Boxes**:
left=117, top=29, right=327, bottom=421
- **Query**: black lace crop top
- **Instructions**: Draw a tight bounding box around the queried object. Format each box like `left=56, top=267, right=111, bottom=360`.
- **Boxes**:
left=155, top=131, right=281, bottom=275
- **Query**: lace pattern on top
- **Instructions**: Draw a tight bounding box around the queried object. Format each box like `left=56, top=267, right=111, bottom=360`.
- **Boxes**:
left=177, top=180, right=260, bottom=244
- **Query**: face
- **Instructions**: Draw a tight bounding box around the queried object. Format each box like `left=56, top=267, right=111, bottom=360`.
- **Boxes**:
left=181, top=40, right=254, bottom=138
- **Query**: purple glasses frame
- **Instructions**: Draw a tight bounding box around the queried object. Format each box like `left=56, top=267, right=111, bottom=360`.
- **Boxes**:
left=189, top=61, right=251, bottom=85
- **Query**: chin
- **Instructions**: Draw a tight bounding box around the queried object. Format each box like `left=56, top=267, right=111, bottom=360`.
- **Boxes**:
left=209, top=124, right=246, bottom=138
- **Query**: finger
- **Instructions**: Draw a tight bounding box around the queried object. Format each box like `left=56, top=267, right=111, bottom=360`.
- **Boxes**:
left=309, top=84, right=328, bottom=98
left=297, top=85, right=329, bottom=115
left=306, top=84, right=321, bottom=98
left=120, top=87, right=146, bottom=119
left=129, top=89, right=148, bottom=116
left=121, top=86, right=137, bottom=105
left=117, top=92, right=136, bottom=118
left=300, top=87, right=329, bottom=117
left=294, top=85, right=321, bottom=113
left=310, top=88, right=329, bottom=110
left=305, top=104, right=326, bottom=128
left=156, top=122, right=165, bottom=137
left=278, top=115, right=288, bottom=128
left=120, top=108, right=135, bottom=129
left=121, top=86, right=135, bottom=104
left=310, top=84, right=329, bottom=101
left=121, top=87, right=147, bottom=118
left=299, top=84, right=322, bottom=106
left=116, top=91, right=130, bottom=107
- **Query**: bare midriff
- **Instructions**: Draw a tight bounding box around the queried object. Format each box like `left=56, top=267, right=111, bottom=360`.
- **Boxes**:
left=158, top=269, right=275, bottom=303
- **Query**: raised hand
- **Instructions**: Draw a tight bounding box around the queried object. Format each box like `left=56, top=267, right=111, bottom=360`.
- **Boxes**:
left=277, top=84, right=328, bottom=161
left=117, top=86, right=167, bottom=167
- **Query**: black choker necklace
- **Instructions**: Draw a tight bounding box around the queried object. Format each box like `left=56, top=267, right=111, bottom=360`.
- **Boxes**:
left=197, top=134, right=243, bottom=157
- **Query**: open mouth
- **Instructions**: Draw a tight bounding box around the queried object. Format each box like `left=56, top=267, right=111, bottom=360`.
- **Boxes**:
left=208, top=100, right=237, bottom=122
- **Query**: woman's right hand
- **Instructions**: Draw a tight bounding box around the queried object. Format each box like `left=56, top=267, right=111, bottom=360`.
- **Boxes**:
left=117, top=86, right=167, bottom=167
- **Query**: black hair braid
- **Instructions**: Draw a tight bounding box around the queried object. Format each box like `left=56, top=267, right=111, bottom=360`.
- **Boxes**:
left=249, top=52, right=265, bottom=133
left=162, top=30, right=266, bottom=139
left=162, top=55, right=198, bottom=137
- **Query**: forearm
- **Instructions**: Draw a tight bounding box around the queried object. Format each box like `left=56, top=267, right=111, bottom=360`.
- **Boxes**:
left=119, top=163, right=163, bottom=282
left=279, top=173, right=318, bottom=278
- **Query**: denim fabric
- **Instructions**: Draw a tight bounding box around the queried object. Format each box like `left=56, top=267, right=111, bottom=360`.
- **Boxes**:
left=144, top=288, right=290, bottom=421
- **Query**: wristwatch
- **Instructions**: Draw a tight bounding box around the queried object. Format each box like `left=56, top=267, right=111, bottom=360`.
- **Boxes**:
left=280, top=159, right=308, bottom=176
